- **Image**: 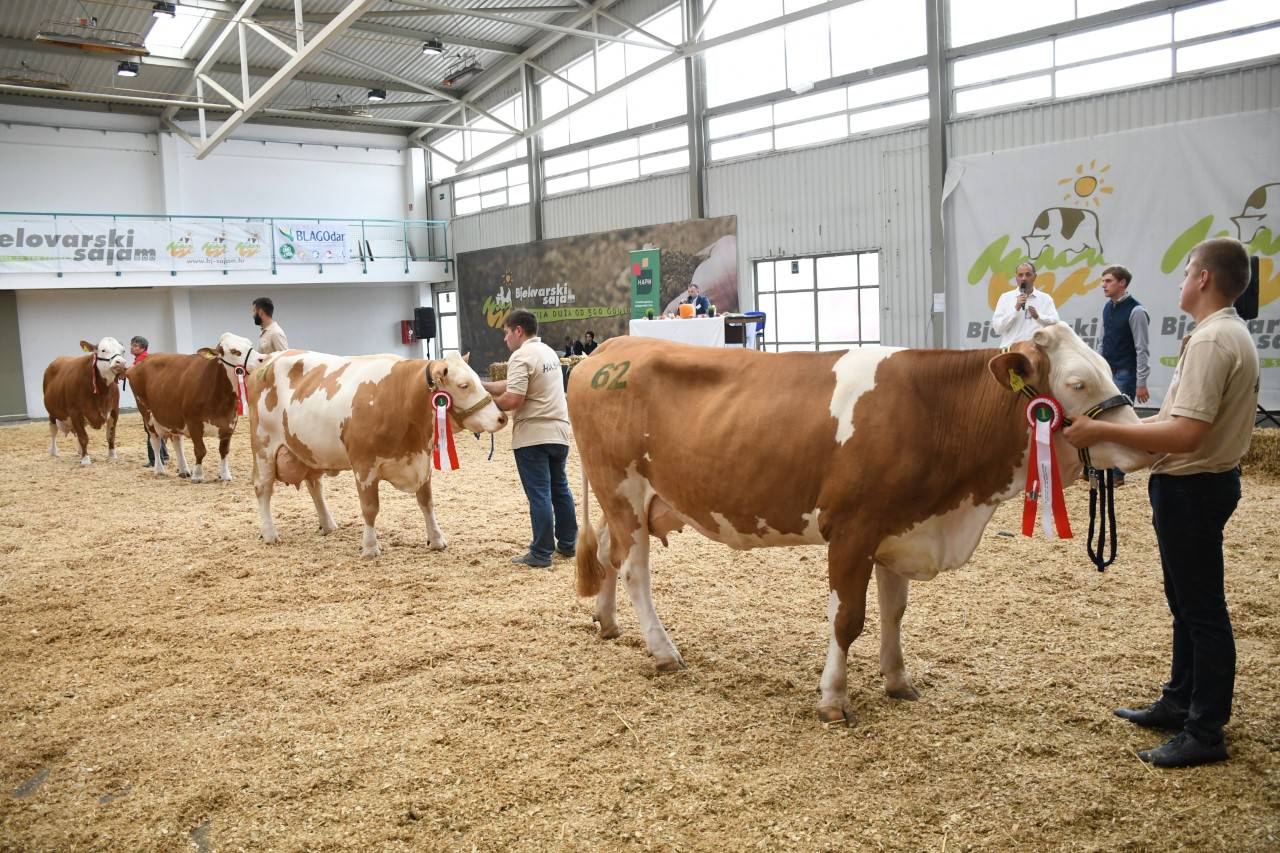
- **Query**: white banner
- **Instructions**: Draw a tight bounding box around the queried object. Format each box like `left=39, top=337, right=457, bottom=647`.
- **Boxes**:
left=0, top=217, right=271, bottom=273
left=946, top=108, right=1280, bottom=410
left=273, top=221, right=350, bottom=264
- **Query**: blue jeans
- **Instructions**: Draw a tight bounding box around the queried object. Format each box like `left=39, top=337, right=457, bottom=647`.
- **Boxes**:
left=1109, top=368, right=1137, bottom=481
left=1149, top=470, right=1240, bottom=743
left=513, top=443, right=577, bottom=561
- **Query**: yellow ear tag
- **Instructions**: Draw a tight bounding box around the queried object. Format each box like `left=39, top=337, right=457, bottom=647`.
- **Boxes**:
left=1008, top=369, right=1026, bottom=394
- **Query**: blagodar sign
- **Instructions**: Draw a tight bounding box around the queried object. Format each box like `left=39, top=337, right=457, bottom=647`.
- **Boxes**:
left=946, top=108, right=1280, bottom=409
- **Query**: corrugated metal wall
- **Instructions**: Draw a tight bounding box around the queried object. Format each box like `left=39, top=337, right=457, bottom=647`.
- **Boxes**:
left=542, top=172, right=691, bottom=239
left=706, top=128, right=931, bottom=346
left=949, top=64, right=1280, bottom=156
left=451, top=203, right=532, bottom=255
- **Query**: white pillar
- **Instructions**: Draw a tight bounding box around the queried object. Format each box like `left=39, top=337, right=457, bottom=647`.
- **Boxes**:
left=169, top=288, right=194, bottom=354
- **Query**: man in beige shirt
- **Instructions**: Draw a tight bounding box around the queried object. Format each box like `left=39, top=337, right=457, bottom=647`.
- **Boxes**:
left=1066, top=238, right=1259, bottom=769
left=482, top=309, right=576, bottom=569
left=252, top=297, right=289, bottom=353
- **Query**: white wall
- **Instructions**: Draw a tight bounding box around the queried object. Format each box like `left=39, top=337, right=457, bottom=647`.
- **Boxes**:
left=188, top=283, right=420, bottom=359
left=16, top=288, right=173, bottom=417
left=0, top=122, right=163, bottom=214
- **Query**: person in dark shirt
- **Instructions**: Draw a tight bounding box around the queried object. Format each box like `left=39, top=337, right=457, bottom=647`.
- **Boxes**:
left=581, top=331, right=598, bottom=355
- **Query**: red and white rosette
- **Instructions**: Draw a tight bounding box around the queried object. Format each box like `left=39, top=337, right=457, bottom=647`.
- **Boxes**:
left=1022, top=395, right=1073, bottom=540
left=432, top=390, right=459, bottom=472
left=234, top=366, right=247, bottom=416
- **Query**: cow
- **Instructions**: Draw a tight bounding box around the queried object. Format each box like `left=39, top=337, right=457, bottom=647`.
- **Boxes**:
left=568, top=323, right=1155, bottom=724
left=126, top=332, right=264, bottom=483
left=1023, top=207, right=1103, bottom=260
left=247, top=350, right=508, bottom=557
left=43, top=337, right=127, bottom=465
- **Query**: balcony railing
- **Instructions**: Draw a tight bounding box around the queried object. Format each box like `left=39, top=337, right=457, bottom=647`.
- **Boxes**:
left=0, top=212, right=450, bottom=277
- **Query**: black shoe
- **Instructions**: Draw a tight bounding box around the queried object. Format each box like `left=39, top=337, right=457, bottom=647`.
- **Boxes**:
left=1114, top=700, right=1187, bottom=731
left=1138, top=731, right=1228, bottom=768
left=510, top=552, right=552, bottom=569
left=555, top=547, right=575, bottom=559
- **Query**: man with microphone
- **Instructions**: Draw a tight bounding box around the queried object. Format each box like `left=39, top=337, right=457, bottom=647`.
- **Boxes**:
left=991, top=261, right=1061, bottom=344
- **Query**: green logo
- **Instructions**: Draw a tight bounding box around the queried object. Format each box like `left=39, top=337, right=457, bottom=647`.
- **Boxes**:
left=279, top=243, right=296, bottom=260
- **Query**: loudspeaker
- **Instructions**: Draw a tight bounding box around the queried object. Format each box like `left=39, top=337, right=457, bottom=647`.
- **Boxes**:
left=414, top=306, right=436, bottom=340
left=1235, top=256, right=1259, bottom=321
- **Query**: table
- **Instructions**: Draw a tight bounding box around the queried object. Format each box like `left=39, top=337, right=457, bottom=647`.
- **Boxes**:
left=628, top=316, right=725, bottom=348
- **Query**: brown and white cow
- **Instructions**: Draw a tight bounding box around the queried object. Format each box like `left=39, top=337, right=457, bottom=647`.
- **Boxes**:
left=126, top=332, right=264, bottom=483
left=43, top=337, right=127, bottom=466
left=568, top=322, right=1155, bottom=724
left=247, top=350, right=507, bottom=557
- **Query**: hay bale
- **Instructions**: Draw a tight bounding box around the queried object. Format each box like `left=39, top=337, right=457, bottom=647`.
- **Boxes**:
left=488, top=362, right=507, bottom=381
left=1242, top=428, right=1280, bottom=476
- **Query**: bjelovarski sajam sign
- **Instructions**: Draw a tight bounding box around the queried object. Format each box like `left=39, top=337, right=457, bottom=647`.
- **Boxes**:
left=0, top=217, right=270, bottom=273
left=946, top=108, right=1279, bottom=409
left=457, top=216, right=738, bottom=371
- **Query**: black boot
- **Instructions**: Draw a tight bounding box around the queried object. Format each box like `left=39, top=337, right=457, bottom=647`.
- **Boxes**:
left=1114, top=699, right=1187, bottom=731
left=1138, top=732, right=1228, bottom=768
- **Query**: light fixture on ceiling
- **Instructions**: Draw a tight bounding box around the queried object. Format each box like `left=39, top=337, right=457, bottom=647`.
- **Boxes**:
left=152, top=2, right=177, bottom=17
left=367, top=88, right=387, bottom=103
left=442, top=59, right=482, bottom=88
left=116, top=60, right=141, bottom=77
left=421, top=38, right=444, bottom=55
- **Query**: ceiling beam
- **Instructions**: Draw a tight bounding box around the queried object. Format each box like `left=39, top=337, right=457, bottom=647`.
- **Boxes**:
left=194, top=0, right=380, bottom=158
left=251, top=11, right=524, bottom=54
left=388, top=1, right=675, bottom=50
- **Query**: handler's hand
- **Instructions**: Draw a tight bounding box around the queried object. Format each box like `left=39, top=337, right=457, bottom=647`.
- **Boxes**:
left=1136, top=385, right=1149, bottom=404
left=1027, top=306, right=1039, bottom=319
left=1063, top=414, right=1105, bottom=449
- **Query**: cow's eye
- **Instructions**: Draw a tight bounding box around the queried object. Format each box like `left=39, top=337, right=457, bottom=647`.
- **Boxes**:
left=1072, top=382, right=1085, bottom=391
left=458, top=382, right=469, bottom=390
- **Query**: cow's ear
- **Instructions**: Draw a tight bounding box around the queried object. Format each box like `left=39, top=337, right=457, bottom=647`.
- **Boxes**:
left=197, top=347, right=217, bottom=360
left=461, top=351, right=471, bottom=364
left=428, top=360, right=449, bottom=386
left=80, top=340, right=95, bottom=353
left=988, top=350, right=1034, bottom=392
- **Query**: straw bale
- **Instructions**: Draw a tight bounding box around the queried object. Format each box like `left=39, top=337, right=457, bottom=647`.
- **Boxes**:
left=1241, top=428, right=1280, bottom=476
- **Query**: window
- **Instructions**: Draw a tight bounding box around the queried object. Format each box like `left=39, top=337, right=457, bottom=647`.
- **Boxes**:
left=453, top=164, right=530, bottom=217
left=952, top=2, right=1280, bottom=114
left=145, top=4, right=214, bottom=59
left=753, top=251, right=881, bottom=352
left=544, top=127, right=689, bottom=197
left=708, top=70, right=928, bottom=162
left=429, top=94, right=526, bottom=181
left=434, top=289, right=459, bottom=358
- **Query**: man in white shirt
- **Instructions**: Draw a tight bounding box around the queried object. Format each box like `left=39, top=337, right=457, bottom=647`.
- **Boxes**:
left=991, top=262, right=1061, bottom=344
left=252, top=297, right=289, bottom=353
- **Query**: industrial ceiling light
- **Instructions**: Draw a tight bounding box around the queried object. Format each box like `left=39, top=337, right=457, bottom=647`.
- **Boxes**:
left=421, top=38, right=444, bottom=55
left=152, top=2, right=177, bottom=17
left=367, top=88, right=386, bottom=103
left=116, top=60, right=140, bottom=77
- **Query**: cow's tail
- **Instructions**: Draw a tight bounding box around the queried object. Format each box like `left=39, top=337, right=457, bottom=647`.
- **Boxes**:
left=575, top=462, right=607, bottom=598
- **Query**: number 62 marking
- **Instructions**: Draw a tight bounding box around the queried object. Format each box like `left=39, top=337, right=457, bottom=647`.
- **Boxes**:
left=590, top=361, right=630, bottom=391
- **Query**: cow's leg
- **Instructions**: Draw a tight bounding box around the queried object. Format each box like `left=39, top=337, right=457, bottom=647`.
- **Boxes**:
left=414, top=477, right=448, bottom=550
left=47, top=417, right=58, bottom=457
left=172, top=435, right=191, bottom=478
left=354, top=473, right=382, bottom=558
left=875, top=566, right=918, bottom=700
left=188, top=423, right=207, bottom=483
left=72, top=417, right=92, bottom=466
left=592, top=523, right=622, bottom=639
left=217, top=431, right=233, bottom=482
left=304, top=476, right=339, bottom=535
left=254, top=448, right=280, bottom=544
left=149, top=431, right=166, bottom=474
left=818, top=538, right=876, bottom=724
left=620, top=533, right=684, bottom=672
left=106, top=410, right=118, bottom=460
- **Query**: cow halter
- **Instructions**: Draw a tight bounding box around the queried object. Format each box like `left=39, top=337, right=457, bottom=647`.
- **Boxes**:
left=425, top=371, right=494, bottom=426
left=219, top=348, right=255, bottom=415
left=1005, top=368, right=1129, bottom=571
left=91, top=353, right=124, bottom=395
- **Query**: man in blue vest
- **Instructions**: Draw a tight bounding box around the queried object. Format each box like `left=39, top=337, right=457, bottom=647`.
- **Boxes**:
left=1098, top=265, right=1150, bottom=486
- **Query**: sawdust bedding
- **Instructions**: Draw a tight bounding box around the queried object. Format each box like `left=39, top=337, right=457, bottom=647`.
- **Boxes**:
left=1, top=414, right=1277, bottom=851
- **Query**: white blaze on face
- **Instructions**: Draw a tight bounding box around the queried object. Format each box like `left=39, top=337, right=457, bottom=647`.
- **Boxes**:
left=436, top=353, right=506, bottom=433
left=96, top=337, right=126, bottom=380
left=829, top=347, right=902, bottom=445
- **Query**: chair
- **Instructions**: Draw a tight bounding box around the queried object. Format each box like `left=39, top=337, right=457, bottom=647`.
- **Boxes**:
left=744, top=311, right=766, bottom=350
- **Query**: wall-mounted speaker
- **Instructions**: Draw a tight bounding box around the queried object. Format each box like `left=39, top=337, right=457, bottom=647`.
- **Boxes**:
left=1235, top=256, right=1259, bottom=321
left=414, top=306, right=437, bottom=340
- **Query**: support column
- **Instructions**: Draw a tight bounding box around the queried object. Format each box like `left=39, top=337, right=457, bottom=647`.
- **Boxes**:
left=925, top=0, right=950, bottom=347
left=157, top=131, right=185, bottom=215
left=682, top=0, right=707, bottom=220
left=169, top=288, right=194, bottom=355
left=522, top=63, right=545, bottom=242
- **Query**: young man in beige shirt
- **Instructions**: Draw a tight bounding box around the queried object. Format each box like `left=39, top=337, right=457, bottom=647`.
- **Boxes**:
left=482, top=309, right=577, bottom=569
left=1066, top=238, right=1260, bottom=768
left=252, top=297, right=289, bottom=353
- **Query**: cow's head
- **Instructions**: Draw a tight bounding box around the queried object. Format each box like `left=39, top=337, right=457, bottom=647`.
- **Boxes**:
left=426, top=352, right=507, bottom=433
left=81, top=337, right=127, bottom=381
left=989, top=322, right=1155, bottom=475
left=197, top=332, right=264, bottom=387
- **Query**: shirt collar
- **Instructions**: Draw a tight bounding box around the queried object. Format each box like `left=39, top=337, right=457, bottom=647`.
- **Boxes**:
left=1195, top=306, right=1241, bottom=328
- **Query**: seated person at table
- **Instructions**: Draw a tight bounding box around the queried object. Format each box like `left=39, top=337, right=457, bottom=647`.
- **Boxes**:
left=581, top=331, right=598, bottom=355
left=681, top=283, right=710, bottom=316
left=562, top=336, right=583, bottom=357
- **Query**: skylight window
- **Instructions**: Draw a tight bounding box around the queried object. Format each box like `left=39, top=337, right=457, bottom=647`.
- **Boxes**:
left=145, top=4, right=213, bottom=59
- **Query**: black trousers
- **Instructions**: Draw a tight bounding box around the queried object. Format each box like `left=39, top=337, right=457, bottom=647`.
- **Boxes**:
left=1148, top=469, right=1241, bottom=743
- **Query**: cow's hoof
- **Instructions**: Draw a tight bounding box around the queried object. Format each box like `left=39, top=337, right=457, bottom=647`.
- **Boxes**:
left=108, top=451, right=119, bottom=460
left=886, top=683, right=920, bottom=701
left=79, top=458, right=92, bottom=467
left=816, top=701, right=854, bottom=725
left=219, top=474, right=233, bottom=483
left=319, top=523, right=339, bottom=535
left=262, top=531, right=280, bottom=545
left=655, top=655, right=685, bottom=673
left=190, top=475, right=204, bottom=484
left=360, top=545, right=382, bottom=559
left=593, top=615, right=622, bottom=639
left=428, top=538, right=448, bottom=551
left=178, top=471, right=191, bottom=479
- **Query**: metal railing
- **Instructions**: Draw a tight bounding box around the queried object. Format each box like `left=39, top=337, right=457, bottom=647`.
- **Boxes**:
left=0, top=212, right=450, bottom=277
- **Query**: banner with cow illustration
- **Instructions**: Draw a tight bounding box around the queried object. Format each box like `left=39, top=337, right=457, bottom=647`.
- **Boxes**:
left=946, top=108, right=1280, bottom=409
left=0, top=217, right=271, bottom=273
left=456, top=216, right=738, bottom=372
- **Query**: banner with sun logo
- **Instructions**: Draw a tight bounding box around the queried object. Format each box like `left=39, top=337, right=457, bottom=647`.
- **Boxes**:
left=946, top=108, right=1280, bottom=409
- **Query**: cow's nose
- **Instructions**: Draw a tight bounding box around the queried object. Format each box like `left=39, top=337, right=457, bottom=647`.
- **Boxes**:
left=497, top=412, right=508, bottom=427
